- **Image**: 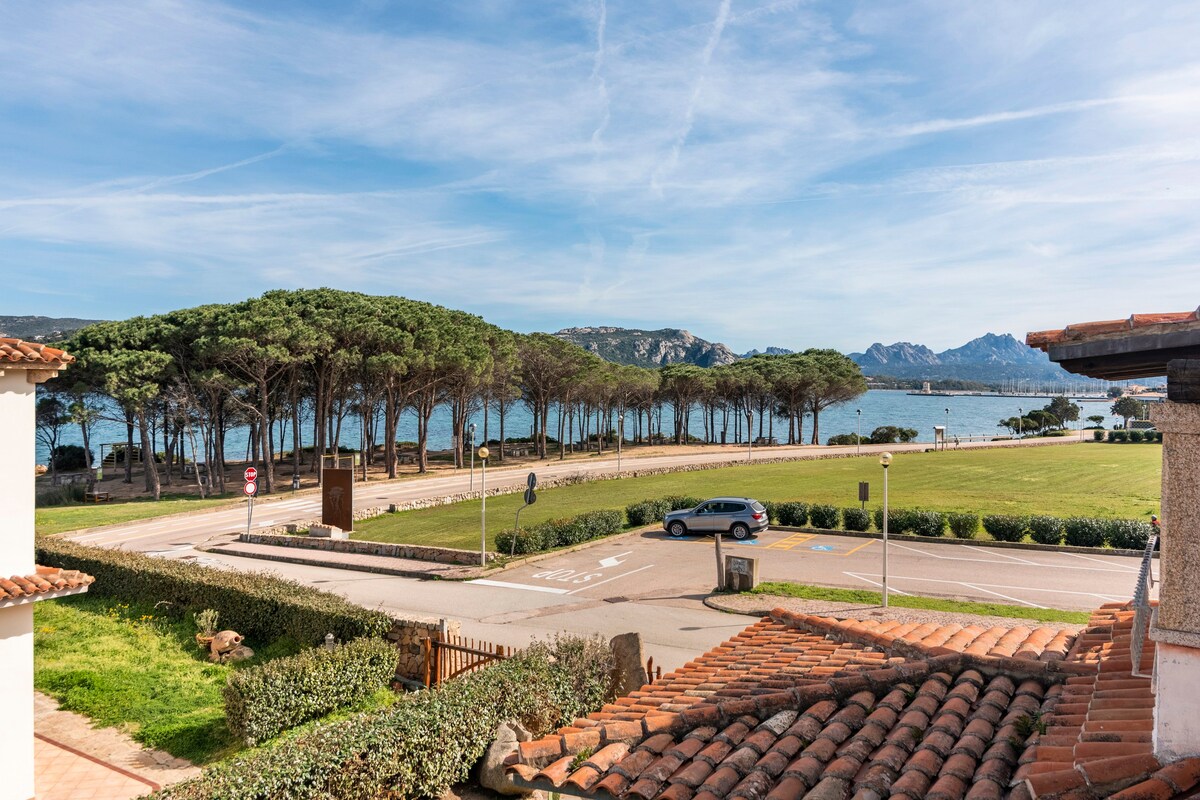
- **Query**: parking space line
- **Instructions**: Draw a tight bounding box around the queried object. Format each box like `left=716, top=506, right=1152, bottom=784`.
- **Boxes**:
left=843, top=571, right=912, bottom=596
left=959, top=582, right=1045, bottom=608
left=859, top=572, right=1129, bottom=600
left=960, top=545, right=1039, bottom=565
left=566, top=564, right=655, bottom=595
left=887, top=541, right=1133, bottom=572
left=841, top=540, right=875, bottom=557
left=1060, top=551, right=1140, bottom=571
left=768, top=533, right=815, bottom=551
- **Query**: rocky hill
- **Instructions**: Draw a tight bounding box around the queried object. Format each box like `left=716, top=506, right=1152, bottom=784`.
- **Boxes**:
left=0, top=315, right=103, bottom=342
left=849, top=333, right=1071, bottom=381
left=740, top=346, right=794, bottom=358
left=554, top=327, right=739, bottom=368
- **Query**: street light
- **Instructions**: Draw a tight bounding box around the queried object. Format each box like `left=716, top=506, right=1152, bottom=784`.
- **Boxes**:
left=856, top=409, right=861, bottom=455
left=468, top=423, right=477, bottom=494
left=944, top=408, right=950, bottom=450
left=617, top=414, right=623, bottom=474
left=478, top=446, right=490, bottom=567
left=879, top=452, right=892, bottom=608
left=1018, top=408, right=1023, bottom=438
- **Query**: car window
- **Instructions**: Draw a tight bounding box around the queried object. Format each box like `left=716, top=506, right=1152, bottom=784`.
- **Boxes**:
left=726, top=503, right=746, bottom=513
left=750, top=501, right=765, bottom=513
left=696, top=503, right=713, bottom=514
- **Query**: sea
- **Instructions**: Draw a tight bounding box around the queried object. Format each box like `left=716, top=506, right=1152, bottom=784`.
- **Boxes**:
left=35, top=390, right=1124, bottom=466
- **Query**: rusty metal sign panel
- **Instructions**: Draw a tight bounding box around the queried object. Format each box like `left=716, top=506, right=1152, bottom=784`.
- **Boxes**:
left=322, top=468, right=354, bottom=531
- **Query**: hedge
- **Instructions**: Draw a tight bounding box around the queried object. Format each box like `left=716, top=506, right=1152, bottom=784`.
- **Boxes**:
left=497, top=509, right=624, bottom=555
left=35, top=539, right=392, bottom=646
left=225, top=637, right=398, bottom=745
left=947, top=512, right=979, bottom=539
left=625, top=499, right=671, bottom=526
left=1106, top=518, right=1154, bottom=550
left=1064, top=517, right=1107, bottom=548
left=842, top=507, right=870, bottom=532
left=808, top=504, right=839, bottom=530
left=983, top=515, right=1029, bottom=543
left=1028, top=515, right=1064, bottom=546
left=776, top=501, right=809, bottom=527
left=154, top=635, right=614, bottom=800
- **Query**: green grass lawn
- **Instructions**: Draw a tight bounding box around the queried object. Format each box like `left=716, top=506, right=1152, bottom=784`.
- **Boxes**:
left=36, top=493, right=244, bottom=536
left=746, top=581, right=1091, bottom=624
left=34, top=595, right=302, bottom=763
left=353, top=444, right=1161, bottom=551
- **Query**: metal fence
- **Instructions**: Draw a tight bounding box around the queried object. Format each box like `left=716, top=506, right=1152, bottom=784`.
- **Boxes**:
left=1129, top=532, right=1159, bottom=678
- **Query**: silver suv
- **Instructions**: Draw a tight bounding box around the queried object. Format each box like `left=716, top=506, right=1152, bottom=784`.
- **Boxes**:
left=663, top=497, right=769, bottom=540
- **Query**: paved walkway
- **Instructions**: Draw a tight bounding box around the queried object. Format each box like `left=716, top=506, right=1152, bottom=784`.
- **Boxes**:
left=35, top=693, right=199, bottom=799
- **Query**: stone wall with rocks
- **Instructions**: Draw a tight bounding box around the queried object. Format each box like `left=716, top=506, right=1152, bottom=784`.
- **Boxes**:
left=386, top=616, right=461, bottom=684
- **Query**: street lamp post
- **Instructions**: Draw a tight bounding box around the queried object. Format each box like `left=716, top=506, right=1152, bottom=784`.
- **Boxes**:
left=856, top=409, right=861, bottom=455
left=879, top=452, right=892, bottom=607
left=469, top=423, right=476, bottom=495
left=478, top=446, right=489, bottom=567
left=617, top=414, right=623, bottom=474
left=1018, top=408, right=1023, bottom=438
left=944, top=408, right=950, bottom=450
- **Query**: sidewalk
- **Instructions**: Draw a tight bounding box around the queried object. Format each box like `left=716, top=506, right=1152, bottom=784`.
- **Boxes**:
left=35, top=693, right=199, bottom=799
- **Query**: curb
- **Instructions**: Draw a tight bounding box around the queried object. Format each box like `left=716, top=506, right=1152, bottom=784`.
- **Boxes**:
left=204, top=544, right=479, bottom=580
left=765, top=525, right=1157, bottom=559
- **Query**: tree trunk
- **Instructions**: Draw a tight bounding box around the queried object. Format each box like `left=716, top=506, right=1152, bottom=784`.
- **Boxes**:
left=124, top=411, right=135, bottom=484
left=138, top=412, right=161, bottom=500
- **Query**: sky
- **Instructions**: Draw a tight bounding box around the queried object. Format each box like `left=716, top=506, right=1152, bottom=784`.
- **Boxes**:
left=2, top=1, right=1198, bottom=353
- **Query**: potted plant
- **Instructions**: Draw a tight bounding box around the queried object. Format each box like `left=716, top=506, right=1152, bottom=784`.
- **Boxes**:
left=194, top=608, right=219, bottom=648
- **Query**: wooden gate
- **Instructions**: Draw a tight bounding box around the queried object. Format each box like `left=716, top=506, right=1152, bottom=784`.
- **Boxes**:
left=423, top=633, right=513, bottom=687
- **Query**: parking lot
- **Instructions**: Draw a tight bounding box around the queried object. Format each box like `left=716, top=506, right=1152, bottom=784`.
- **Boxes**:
left=471, top=527, right=1144, bottom=611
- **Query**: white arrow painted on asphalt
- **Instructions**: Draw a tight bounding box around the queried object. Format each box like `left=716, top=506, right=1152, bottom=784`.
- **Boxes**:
left=599, top=551, right=633, bottom=568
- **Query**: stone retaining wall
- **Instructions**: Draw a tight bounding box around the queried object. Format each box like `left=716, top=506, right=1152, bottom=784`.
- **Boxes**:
left=386, top=616, right=461, bottom=683
left=239, top=532, right=497, bottom=565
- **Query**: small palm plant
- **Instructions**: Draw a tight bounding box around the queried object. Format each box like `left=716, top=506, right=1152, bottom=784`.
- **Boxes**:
left=194, top=608, right=220, bottom=647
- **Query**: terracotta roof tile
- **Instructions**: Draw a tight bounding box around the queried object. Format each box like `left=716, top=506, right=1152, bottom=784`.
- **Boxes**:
left=1026, top=308, right=1200, bottom=351
left=0, top=565, right=93, bottom=603
left=0, top=337, right=74, bottom=366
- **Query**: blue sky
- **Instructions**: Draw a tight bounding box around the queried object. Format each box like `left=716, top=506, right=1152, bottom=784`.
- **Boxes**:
left=2, top=1, right=1198, bottom=352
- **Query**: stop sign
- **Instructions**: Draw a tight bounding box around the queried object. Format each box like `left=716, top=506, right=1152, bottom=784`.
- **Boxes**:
left=244, top=467, right=258, bottom=482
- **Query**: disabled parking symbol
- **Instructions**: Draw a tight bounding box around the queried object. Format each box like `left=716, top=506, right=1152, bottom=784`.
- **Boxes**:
left=810, top=545, right=835, bottom=552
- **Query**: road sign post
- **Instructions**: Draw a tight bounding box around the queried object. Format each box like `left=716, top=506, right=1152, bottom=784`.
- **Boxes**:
left=478, top=447, right=490, bottom=567
left=244, top=479, right=257, bottom=536
left=858, top=481, right=869, bottom=510
left=512, top=472, right=538, bottom=558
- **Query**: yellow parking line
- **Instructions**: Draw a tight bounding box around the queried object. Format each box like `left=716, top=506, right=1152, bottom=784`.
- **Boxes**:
left=767, top=533, right=815, bottom=551
left=841, top=539, right=876, bottom=557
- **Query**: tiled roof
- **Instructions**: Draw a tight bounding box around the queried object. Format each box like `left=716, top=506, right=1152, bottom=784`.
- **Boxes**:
left=0, top=566, right=94, bottom=604
left=506, top=606, right=1200, bottom=800
left=1026, top=309, right=1200, bottom=351
left=0, top=337, right=75, bottom=366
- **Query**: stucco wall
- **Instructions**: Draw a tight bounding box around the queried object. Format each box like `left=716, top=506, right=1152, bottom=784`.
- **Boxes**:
left=0, top=371, right=35, bottom=575
left=0, top=604, right=35, bottom=799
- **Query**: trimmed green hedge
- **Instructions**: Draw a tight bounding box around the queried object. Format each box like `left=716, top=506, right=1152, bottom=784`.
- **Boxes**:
left=1028, top=515, right=1064, bottom=546
left=982, top=515, right=1029, bottom=543
left=497, top=509, right=624, bottom=555
left=1064, top=517, right=1107, bottom=548
left=35, top=539, right=392, bottom=646
left=225, top=637, right=398, bottom=746
left=947, top=512, right=979, bottom=539
left=154, top=635, right=615, bottom=800
left=808, top=504, right=839, bottom=530
left=842, top=507, right=870, bottom=532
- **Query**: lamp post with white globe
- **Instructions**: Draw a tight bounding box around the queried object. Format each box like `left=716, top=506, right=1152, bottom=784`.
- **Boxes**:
left=478, top=446, right=490, bottom=567
left=880, top=452, right=892, bottom=608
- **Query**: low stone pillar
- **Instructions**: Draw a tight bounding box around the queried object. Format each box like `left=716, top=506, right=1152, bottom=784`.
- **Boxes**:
left=1149, top=382, right=1200, bottom=760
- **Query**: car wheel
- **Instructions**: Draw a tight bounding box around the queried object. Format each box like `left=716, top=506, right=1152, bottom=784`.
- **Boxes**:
left=668, top=521, right=687, bottom=537
left=731, top=523, right=750, bottom=540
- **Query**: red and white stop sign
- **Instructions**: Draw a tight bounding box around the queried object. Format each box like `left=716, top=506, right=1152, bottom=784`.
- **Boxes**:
left=243, top=480, right=257, bottom=496
left=244, top=467, right=258, bottom=482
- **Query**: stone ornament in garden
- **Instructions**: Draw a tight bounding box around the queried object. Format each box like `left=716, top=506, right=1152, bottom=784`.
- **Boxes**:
left=208, top=630, right=255, bottom=663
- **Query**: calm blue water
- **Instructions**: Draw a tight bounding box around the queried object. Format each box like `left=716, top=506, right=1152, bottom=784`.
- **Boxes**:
left=36, top=390, right=1121, bottom=465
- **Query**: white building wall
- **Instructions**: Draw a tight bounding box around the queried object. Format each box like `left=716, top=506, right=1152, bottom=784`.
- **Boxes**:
left=0, top=370, right=35, bottom=574
left=0, top=604, right=35, bottom=799
left=0, top=369, right=38, bottom=799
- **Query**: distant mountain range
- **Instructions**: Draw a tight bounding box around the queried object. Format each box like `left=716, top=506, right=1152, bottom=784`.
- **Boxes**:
left=553, top=326, right=1072, bottom=382
left=554, top=327, right=740, bottom=368
left=0, top=315, right=102, bottom=342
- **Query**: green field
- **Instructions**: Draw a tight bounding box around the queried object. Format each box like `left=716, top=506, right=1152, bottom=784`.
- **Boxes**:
left=352, top=443, right=1161, bottom=551
left=746, top=581, right=1091, bottom=624
left=36, top=493, right=245, bottom=536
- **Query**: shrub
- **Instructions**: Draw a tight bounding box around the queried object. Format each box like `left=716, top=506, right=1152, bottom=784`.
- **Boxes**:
left=154, top=635, right=615, bottom=800
left=982, top=515, right=1029, bottom=543
left=1064, top=517, right=1107, bottom=548
left=826, top=433, right=863, bottom=446
left=872, top=507, right=918, bottom=534
left=50, top=444, right=90, bottom=471
left=35, top=539, right=392, bottom=646
left=1109, top=430, right=1129, bottom=443
left=808, top=504, right=840, bottom=530
left=911, top=510, right=946, bottom=537
left=663, top=495, right=702, bottom=511
left=1106, top=519, right=1153, bottom=550
left=760, top=500, right=778, bottom=523
left=1027, top=516, right=1064, bottom=546
left=1128, top=430, right=1144, bottom=443
left=36, top=484, right=87, bottom=507
left=946, top=512, right=979, bottom=539
left=225, top=637, right=398, bottom=746
left=1041, top=429, right=1070, bottom=437
left=776, top=501, right=809, bottom=527
left=842, top=507, right=870, bottom=532
left=495, top=527, right=548, bottom=556
left=574, top=509, right=623, bottom=539
left=1093, top=430, right=1105, bottom=441
left=625, top=499, right=670, bottom=527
